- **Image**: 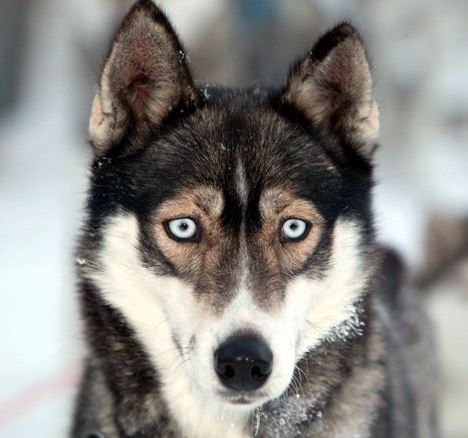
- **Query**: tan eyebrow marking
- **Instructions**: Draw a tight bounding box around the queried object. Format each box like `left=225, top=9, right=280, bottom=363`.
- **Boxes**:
left=259, top=188, right=322, bottom=223
left=156, top=187, right=224, bottom=221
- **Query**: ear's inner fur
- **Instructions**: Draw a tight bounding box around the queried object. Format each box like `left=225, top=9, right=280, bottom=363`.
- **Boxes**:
left=89, top=0, right=199, bottom=156
left=280, top=23, right=379, bottom=160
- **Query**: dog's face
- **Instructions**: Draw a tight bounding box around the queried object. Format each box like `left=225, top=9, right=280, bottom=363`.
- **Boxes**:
left=81, top=0, right=379, bottom=411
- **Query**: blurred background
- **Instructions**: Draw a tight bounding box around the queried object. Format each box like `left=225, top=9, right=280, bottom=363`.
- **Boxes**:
left=0, top=0, right=467, bottom=436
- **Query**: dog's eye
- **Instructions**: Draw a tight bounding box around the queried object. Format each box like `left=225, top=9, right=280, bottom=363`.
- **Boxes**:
left=165, top=218, right=198, bottom=241
left=281, top=219, right=309, bottom=241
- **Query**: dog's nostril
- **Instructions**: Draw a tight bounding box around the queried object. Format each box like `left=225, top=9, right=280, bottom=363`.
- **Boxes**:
left=251, top=365, right=268, bottom=381
left=214, top=334, right=273, bottom=392
left=222, top=365, right=235, bottom=378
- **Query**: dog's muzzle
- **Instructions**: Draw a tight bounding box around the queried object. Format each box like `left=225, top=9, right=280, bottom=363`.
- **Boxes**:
left=214, top=334, right=273, bottom=392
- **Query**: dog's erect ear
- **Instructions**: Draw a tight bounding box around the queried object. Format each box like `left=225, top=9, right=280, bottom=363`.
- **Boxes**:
left=280, top=23, right=379, bottom=159
left=89, top=0, right=199, bottom=156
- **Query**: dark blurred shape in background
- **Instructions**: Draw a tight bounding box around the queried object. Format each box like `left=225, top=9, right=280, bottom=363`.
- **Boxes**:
left=0, top=1, right=467, bottom=437
left=0, top=0, right=30, bottom=115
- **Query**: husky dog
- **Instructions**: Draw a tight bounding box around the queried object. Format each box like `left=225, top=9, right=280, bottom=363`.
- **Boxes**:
left=72, top=1, right=437, bottom=437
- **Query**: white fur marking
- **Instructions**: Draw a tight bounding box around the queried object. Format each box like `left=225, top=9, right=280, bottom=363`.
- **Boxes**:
left=291, top=218, right=369, bottom=358
left=85, top=214, right=249, bottom=438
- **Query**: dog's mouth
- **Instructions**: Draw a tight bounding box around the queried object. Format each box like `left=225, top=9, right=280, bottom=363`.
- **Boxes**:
left=217, top=390, right=269, bottom=406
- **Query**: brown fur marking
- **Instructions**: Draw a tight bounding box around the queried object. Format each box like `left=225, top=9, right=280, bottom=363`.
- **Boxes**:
left=152, top=186, right=323, bottom=310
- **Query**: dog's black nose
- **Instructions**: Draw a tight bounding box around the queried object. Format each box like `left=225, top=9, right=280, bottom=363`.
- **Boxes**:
left=214, top=335, right=273, bottom=391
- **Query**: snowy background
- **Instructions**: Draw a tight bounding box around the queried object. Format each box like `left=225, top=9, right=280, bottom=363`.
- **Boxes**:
left=0, top=0, right=467, bottom=436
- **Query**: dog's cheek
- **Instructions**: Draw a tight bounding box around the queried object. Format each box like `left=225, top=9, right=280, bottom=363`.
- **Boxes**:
left=186, top=313, right=226, bottom=393
left=265, top=323, right=298, bottom=399
left=262, top=288, right=310, bottom=396
left=85, top=213, right=201, bottom=373
left=292, top=218, right=370, bottom=357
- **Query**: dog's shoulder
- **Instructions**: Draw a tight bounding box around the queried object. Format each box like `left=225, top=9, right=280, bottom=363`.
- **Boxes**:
left=374, top=246, right=438, bottom=438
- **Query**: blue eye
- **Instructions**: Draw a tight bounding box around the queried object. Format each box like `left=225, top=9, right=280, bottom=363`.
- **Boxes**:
left=166, top=218, right=198, bottom=241
left=281, top=219, right=309, bottom=241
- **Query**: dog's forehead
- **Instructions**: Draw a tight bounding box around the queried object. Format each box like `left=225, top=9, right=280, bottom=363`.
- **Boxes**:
left=146, top=102, right=339, bottom=197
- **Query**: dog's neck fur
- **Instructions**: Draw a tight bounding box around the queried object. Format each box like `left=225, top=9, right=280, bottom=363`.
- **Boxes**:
left=74, top=279, right=386, bottom=438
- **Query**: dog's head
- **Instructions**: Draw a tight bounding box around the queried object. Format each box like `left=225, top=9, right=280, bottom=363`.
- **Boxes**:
left=81, top=0, right=378, bottom=410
